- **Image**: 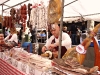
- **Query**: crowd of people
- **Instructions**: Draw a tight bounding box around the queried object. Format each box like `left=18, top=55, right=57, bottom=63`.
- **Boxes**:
left=62, top=22, right=87, bottom=45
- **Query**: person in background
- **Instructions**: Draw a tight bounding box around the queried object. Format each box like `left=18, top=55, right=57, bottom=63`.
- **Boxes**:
left=41, top=23, right=72, bottom=58
left=28, top=29, right=32, bottom=42
left=76, top=27, right=81, bottom=44
left=31, top=26, right=36, bottom=43
left=82, top=22, right=86, bottom=33
left=19, top=26, right=23, bottom=42
left=4, top=27, right=18, bottom=46
left=80, top=22, right=87, bottom=43
left=70, top=22, right=77, bottom=45
left=5, top=28, right=9, bottom=37
left=63, top=26, right=67, bottom=33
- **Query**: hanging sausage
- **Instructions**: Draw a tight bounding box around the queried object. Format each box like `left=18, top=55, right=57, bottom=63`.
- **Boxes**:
left=20, top=4, right=27, bottom=32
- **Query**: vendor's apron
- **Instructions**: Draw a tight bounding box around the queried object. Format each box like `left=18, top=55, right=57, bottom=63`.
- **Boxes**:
left=51, top=38, right=67, bottom=58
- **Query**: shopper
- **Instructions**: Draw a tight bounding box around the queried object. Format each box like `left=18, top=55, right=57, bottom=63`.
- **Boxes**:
left=70, top=23, right=78, bottom=45
left=19, top=26, right=23, bottom=42
left=41, top=23, right=72, bottom=58
left=76, top=27, right=81, bottom=44
left=63, top=26, right=67, bottom=33
left=4, top=27, right=18, bottom=46
left=31, top=26, right=36, bottom=43
left=5, top=28, right=9, bottom=37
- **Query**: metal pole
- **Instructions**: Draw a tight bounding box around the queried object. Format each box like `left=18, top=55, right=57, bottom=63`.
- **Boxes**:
left=64, top=0, right=78, bottom=7
left=3, top=0, right=29, bottom=11
left=2, top=4, right=3, bottom=19
left=0, top=0, right=10, bottom=5
left=58, top=0, right=64, bottom=59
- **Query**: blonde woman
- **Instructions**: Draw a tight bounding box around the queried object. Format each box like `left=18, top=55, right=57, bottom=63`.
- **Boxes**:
left=5, top=27, right=18, bottom=45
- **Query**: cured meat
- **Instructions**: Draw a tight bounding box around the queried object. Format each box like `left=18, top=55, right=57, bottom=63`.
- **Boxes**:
left=20, top=4, right=27, bottom=32
left=52, top=68, right=66, bottom=75
left=5, top=17, right=8, bottom=27
left=2, top=19, right=5, bottom=27
left=9, top=16, right=12, bottom=28
left=10, top=8, right=16, bottom=16
left=23, top=4, right=27, bottom=10
left=65, top=57, right=80, bottom=68
left=52, top=58, right=99, bottom=75
left=28, top=3, right=32, bottom=18
left=62, top=23, right=100, bottom=65
left=10, top=8, right=16, bottom=21
left=16, top=9, right=21, bottom=24
left=48, top=0, right=62, bottom=23
left=0, top=15, right=2, bottom=23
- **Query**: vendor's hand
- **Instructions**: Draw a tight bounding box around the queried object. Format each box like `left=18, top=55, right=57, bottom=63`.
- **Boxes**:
left=42, top=46, right=47, bottom=53
left=48, top=43, right=56, bottom=50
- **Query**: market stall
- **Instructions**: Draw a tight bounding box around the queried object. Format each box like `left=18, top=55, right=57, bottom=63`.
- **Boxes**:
left=0, top=0, right=100, bottom=75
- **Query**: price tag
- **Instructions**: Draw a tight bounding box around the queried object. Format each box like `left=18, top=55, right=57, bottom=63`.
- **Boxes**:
left=76, top=44, right=86, bottom=54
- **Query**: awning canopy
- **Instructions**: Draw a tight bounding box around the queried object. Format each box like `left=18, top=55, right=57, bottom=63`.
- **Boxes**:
left=0, top=0, right=49, bottom=16
left=0, top=0, right=31, bottom=16
left=63, top=0, right=100, bottom=22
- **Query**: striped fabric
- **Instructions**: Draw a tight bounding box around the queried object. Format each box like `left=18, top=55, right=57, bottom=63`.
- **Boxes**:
left=0, top=58, right=26, bottom=75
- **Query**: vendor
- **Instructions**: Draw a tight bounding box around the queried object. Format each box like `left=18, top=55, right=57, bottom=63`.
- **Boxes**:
left=4, top=27, right=18, bottom=46
left=41, top=23, right=72, bottom=58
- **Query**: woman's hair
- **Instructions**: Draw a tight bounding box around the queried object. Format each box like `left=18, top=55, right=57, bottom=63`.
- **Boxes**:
left=10, top=27, right=17, bottom=34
